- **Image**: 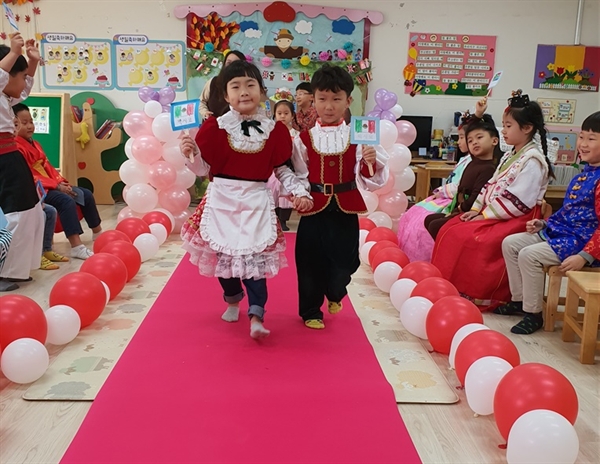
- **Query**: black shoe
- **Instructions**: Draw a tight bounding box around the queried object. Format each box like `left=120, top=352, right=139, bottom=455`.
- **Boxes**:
left=4, top=276, right=33, bottom=282
left=511, top=313, right=544, bottom=334
left=0, top=280, right=19, bottom=292
left=280, top=222, right=289, bottom=231
left=493, top=301, right=524, bottom=316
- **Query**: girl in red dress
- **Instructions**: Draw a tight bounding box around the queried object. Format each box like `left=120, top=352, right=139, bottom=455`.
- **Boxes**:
left=180, top=61, right=312, bottom=339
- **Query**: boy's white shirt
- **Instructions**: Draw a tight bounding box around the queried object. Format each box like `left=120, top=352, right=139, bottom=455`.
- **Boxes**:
left=291, top=120, right=389, bottom=191
left=0, top=68, right=34, bottom=134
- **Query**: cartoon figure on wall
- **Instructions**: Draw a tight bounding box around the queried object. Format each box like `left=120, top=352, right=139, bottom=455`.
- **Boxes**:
left=260, top=29, right=308, bottom=58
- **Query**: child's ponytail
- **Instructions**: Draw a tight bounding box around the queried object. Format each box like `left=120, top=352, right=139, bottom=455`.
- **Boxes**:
left=536, top=125, right=555, bottom=179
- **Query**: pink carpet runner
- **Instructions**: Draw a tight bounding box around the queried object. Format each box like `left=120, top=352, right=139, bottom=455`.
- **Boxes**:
left=61, top=234, right=421, bottom=463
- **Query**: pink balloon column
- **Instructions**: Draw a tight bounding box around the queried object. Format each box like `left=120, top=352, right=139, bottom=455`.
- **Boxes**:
left=119, top=86, right=193, bottom=237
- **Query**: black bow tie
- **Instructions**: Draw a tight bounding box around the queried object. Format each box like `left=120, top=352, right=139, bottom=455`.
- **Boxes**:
left=241, top=120, right=263, bottom=137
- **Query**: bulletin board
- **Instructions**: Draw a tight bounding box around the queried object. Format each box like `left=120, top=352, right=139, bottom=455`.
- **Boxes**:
left=41, top=34, right=114, bottom=90
left=537, top=98, right=576, bottom=124
left=22, top=93, right=77, bottom=183
left=113, top=36, right=186, bottom=90
left=404, top=32, right=497, bottom=96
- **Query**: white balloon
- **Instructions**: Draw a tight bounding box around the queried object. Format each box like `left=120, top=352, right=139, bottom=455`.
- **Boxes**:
left=387, top=144, right=412, bottom=174
left=45, top=305, right=81, bottom=345
left=124, top=138, right=134, bottom=159
left=379, top=119, right=399, bottom=151
left=390, top=278, right=417, bottom=312
left=359, top=229, right=369, bottom=248
left=368, top=211, right=393, bottom=229
left=126, top=183, right=159, bottom=214
left=162, top=140, right=187, bottom=168
left=360, top=241, right=376, bottom=264
left=507, top=410, right=579, bottom=464
left=174, top=166, right=196, bottom=189
left=133, top=233, right=160, bottom=262
left=152, top=113, right=179, bottom=143
left=400, top=296, right=433, bottom=339
left=390, top=104, right=404, bottom=119
left=449, top=323, right=490, bottom=368
left=144, top=100, right=163, bottom=119
left=0, top=338, right=49, bottom=384
left=464, top=356, right=512, bottom=415
left=373, top=261, right=402, bottom=293
left=394, top=167, right=416, bottom=192
left=101, top=281, right=110, bottom=306
left=149, top=223, right=168, bottom=245
left=361, top=190, right=379, bottom=213
left=153, top=208, right=176, bottom=234
left=119, top=159, right=149, bottom=186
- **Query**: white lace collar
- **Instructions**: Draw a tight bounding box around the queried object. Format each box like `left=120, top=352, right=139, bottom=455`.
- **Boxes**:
left=217, top=107, right=275, bottom=144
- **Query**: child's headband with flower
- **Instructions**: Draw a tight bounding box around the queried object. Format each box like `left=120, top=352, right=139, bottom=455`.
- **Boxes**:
left=507, top=89, right=530, bottom=109
left=458, top=110, right=474, bottom=129
left=269, top=88, right=294, bottom=103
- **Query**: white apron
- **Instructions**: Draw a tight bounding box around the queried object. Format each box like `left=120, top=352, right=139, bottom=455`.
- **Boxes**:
left=199, top=177, right=277, bottom=256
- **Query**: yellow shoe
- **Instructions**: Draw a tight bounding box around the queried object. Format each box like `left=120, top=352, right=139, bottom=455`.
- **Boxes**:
left=304, top=319, right=325, bottom=330
left=40, top=256, right=60, bottom=270
left=327, top=300, right=343, bottom=314
left=43, top=251, right=69, bottom=262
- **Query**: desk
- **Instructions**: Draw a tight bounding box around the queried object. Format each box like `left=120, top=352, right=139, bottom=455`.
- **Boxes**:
left=414, top=164, right=456, bottom=202
left=544, top=185, right=567, bottom=212
left=411, top=157, right=456, bottom=166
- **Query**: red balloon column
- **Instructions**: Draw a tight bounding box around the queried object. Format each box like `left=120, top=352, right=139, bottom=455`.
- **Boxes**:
left=143, top=211, right=173, bottom=234
left=101, top=241, right=142, bottom=282
left=399, top=261, right=442, bottom=283
left=455, top=330, right=520, bottom=385
left=368, top=240, right=397, bottom=266
left=371, top=247, right=410, bottom=270
left=411, top=277, right=459, bottom=303
left=0, top=295, right=47, bottom=350
left=81, top=254, right=129, bottom=300
left=366, top=226, right=399, bottom=245
left=494, top=363, right=579, bottom=440
left=116, top=217, right=151, bottom=242
left=425, top=296, right=483, bottom=354
left=358, top=217, right=377, bottom=231
left=93, top=229, right=132, bottom=253
left=49, top=273, right=107, bottom=328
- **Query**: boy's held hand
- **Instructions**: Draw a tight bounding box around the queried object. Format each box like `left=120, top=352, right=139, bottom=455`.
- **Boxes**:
left=9, top=33, right=24, bottom=54
left=559, top=255, right=586, bottom=272
left=526, top=219, right=544, bottom=234
left=361, top=145, right=376, bottom=175
left=475, top=97, right=487, bottom=118
left=25, top=40, right=40, bottom=61
left=292, top=196, right=313, bottom=212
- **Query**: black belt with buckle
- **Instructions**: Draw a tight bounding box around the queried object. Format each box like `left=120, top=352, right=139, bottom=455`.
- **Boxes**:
left=310, top=180, right=357, bottom=196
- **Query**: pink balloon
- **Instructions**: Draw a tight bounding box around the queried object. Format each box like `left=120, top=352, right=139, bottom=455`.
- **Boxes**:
left=123, top=111, right=153, bottom=138
left=387, top=144, right=412, bottom=175
left=158, top=187, right=191, bottom=214
left=122, top=185, right=130, bottom=202
left=117, top=206, right=143, bottom=223
left=395, top=120, right=417, bottom=147
left=148, top=161, right=177, bottom=190
left=172, top=209, right=192, bottom=232
left=378, top=189, right=408, bottom=219
left=131, top=135, right=163, bottom=165
left=174, top=166, right=196, bottom=189
left=374, top=172, right=395, bottom=196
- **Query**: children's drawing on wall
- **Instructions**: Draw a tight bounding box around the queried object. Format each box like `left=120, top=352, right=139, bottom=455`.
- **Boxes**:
left=537, top=98, right=576, bottom=124
left=113, top=35, right=185, bottom=91
left=182, top=2, right=383, bottom=114
left=41, top=34, right=114, bottom=90
left=403, top=32, right=497, bottom=97
left=29, top=106, right=49, bottom=134
left=533, top=45, right=599, bottom=92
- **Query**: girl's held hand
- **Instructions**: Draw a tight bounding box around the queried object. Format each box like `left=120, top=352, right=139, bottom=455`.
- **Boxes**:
left=475, top=97, right=487, bottom=118
left=460, top=210, right=480, bottom=221
left=559, top=255, right=586, bottom=272
left=180, top=135, right=198, bottom=160
left=10, top=33, right=24, bottom=54
left=25, top=40, right=40, bottom=61
left=293, top=196, right=313, bottom=212
left=361, top=145, right=376, bottom=165
left=526, top=219, right=544, bottom=234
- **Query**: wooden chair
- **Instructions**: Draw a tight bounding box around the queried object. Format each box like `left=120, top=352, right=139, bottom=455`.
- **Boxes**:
left=542, top=266, right=600, bottom=331
left=562, top=271, right=600, bottom=364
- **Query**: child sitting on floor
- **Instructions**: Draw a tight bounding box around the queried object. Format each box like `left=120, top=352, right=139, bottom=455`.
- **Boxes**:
left=498, top=111, right=600, bottom=334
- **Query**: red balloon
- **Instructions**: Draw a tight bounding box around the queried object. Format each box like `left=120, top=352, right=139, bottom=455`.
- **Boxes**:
left=49, top=272, right=107, bottom=328
left=93, top=229, right=132, bottom=254
left=455, top=330, right=520, bottom=386
left=411, top=277, right=458, bottom=303
left=399, top=261, right=442, bottom=283
left=0, top=295, right=47, bottom=350
left=494, top=363, right=579, bottom=440
left=425, top=296, right=483, bottom=354
left=365, top=226, right=398, bottom=245
left=101, top=241, right=142, bottom=282
left=368, top=240, right=397, bottom=266
left=359, top=217, right=377, bottom=231
left=115, top=217, right=151, bottom=242
left=142, top=211, right=173, bottom=234
left=80, top=253, right=128, bottom=300
left=372, top=247, right=410, bottom=271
